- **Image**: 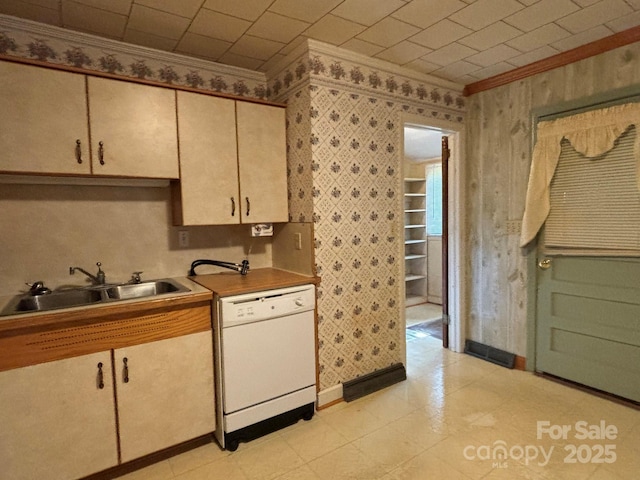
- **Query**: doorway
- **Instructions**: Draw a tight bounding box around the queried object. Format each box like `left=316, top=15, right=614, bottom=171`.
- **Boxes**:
left=400, top=115, right=465, bottom=356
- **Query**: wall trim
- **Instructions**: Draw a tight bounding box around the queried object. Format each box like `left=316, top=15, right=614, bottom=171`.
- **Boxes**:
left=317, top=384, right=343, bottom=408
left=464, top=25, right=640, bottom=96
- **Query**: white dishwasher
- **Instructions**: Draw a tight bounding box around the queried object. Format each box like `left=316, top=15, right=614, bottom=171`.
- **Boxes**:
left=214, top=284, right=316, bottom=451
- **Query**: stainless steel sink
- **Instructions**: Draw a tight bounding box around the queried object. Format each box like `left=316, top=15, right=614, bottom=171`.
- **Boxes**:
left=105, top=280, right=188, bottom=300
left=1, top=279, right=190, bottom=316
left=14, top=288, right=104, bottom=312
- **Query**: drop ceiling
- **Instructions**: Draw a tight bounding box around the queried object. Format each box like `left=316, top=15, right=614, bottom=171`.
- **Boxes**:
left=1, top=0, right=638, bottom=86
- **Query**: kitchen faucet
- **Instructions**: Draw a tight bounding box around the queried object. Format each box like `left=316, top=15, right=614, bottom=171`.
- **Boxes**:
left=189, top=259, right=249, bottom=276
left=69, top=262, right=106, bottom=285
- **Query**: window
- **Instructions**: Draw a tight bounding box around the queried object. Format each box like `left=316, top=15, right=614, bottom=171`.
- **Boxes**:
left=426, top=163, right=442, bottom=236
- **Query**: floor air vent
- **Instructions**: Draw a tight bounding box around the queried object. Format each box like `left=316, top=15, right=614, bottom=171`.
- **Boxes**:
left=342, top=363, right=406, bottom=402
left=464, top=340, right=516, bottom=368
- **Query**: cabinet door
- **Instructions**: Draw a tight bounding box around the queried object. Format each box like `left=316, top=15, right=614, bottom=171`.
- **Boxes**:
left=175, top=91, right=239, bottom=225
left=114, top=331, right=216, bottom=462
left=0, top=352, right=118, bottom=480
left=87, top=77, right=179, bottom=178
left=0, top=61, right=91, bottom=175
left=236, top=102, right=288, bottom=223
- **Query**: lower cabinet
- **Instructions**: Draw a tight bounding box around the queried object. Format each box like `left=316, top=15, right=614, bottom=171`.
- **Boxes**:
left=0, top=330, right=215, bottom=480
left=0, top=351, right=118, bottom=480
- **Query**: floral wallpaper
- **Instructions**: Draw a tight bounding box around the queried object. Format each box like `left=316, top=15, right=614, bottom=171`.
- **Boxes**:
left=0, top=15, right=268, bottom=100
left=277, top=44, right=465, bottom=392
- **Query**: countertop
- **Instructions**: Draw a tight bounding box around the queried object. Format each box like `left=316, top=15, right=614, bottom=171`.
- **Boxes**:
left=189, top=267, right=320, bottom=297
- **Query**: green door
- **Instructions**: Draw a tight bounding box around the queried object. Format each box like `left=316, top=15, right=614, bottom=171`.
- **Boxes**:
left=535, top=255, right=640, bottom=402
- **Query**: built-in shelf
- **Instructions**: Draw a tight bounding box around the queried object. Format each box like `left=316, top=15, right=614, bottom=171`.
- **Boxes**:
left=404, top=173, right=427, bottom=307
left=405, top=274, right=426, bottom=282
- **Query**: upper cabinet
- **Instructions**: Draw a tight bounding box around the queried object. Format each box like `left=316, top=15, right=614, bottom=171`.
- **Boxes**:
left=236, top=102, right=288, bottom=223
left=87, top=77, right=179, bottom=179
left=0, top=61, right=91, bottom=175
left=0, top=61, right=179, bottom=179
left=174, top=94, right=288, bottom=226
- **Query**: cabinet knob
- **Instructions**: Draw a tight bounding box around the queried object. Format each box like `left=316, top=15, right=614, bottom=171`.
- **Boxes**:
left=75, top=139, right=83, bottom=164
left=231, top=197, right=236, bottom=217
left=123, top=357, right=129, bottom=383
left=97, top=362, right=104, bottom=390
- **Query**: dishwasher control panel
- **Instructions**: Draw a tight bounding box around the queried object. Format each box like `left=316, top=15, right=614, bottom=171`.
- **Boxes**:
left=220, top=284, right=315, bottom=327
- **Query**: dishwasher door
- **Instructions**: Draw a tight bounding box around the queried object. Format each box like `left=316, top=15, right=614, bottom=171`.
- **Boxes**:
left=221, top=309, right=316, bottom=415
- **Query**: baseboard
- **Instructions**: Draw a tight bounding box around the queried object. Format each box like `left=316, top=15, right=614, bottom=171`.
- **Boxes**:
left=514, top=355, right=526, bottom=371
left=317, top=384, right=343, bottom=408
left=342, top=363, right=407, bottom=402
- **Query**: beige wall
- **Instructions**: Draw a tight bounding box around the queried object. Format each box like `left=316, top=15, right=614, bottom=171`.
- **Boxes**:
left=0, top=183, right=272, bottom=295
left=465, top=44, right=640, bottom=356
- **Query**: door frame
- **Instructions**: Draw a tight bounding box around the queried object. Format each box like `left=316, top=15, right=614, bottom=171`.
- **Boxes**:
left=525, top=84, right=640, bottom=371
left=400, top=113, right=466, bottom=354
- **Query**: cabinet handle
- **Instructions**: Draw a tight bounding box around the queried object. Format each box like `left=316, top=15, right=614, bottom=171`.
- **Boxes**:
left=75, top=139, right=83, bottom=164
left=246, top=197, right=250, bottom=217
left=231, top=197, right=236, bottom=217
left=97, top=362, right=104, bottom=390
left=98, top=141, right=105, bottom=165
left=123, top=357, right=129, bottom=383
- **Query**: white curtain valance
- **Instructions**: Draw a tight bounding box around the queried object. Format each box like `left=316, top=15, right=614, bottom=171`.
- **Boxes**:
left=520, top=102, right=640, bottom=247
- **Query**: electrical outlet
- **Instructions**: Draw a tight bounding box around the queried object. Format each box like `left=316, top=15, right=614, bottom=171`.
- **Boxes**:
left=506, top=220, right=521, bottom=236
left=294, top=232, right=302, bottom=250
left=178, top=230, right=189, bottom=248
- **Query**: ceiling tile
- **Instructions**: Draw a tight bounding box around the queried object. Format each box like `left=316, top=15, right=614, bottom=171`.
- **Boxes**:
left=504, top=0, right=579, bottom=33
left=134, top=0, right=202, bottom=18
left=507, top=45, right=560, bottom=67
left=123, top=28, right=177, bottom=51
left=607, top=9, right=640, bottom=32
left=421, top=42, right=478, bottom=66
left=450, top=0, right=524, bottom=30
left=391, top=0, right=466, bottom=29
left=62, top=0, right=127, bottom=38
left=304, top=14, right=367, bottom=45
left=246, top=11, right=310, bottom=44
left=71, top=0, right=131, bottom=15
left=332, top=0, right=405, bottom=27
left=229, top=35, right=285, bottom=60
left=278, top=36, right=308, bottom=55
left=409, top=19, right=472, bottom=50
left=202, top=0, right=273, bottom=21
left=13, top=0, right=60, bottom=7
left=403, top=58, right=441, bottom=74
left=624, top=0, right=640, bottom=8
left=175, top=32, right=230, bottom=60
left=189, top=8, right=251, bottom=42
left=469, top=61, right=513, bottom=80
left=340, top=38, right=386, bottom=57
left=217, top=51, right=264, bottom=70
left=258, top=53, right=286, bottom=72
left=464, top=43, right=520, bottom=67
left=572, top=0, right=601, bottom=6
left=551, top=25, right=614, bottom=51
left=432, top=60, right=480, bottom=78
left=458, top=21, right=522, bottom=50
left=268, top=0, right=343, bottom=23
left=356, top=16, right=420, bottom=47
left=556, top=0, right=632, bottom=34
left=374, top=41, right=432, bottom=64
left=0, top=0, right=61, bottom=25
left=507, top=23, right=571, bottom=52
left=126, top=4, right=191, bottom=40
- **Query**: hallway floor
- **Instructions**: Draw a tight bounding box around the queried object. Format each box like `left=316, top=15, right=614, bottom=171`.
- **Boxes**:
left=122, top=335, right=639, bottom=480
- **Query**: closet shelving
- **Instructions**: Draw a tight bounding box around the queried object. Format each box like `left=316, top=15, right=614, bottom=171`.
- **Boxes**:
left=404, top=177, right=427, bottom=306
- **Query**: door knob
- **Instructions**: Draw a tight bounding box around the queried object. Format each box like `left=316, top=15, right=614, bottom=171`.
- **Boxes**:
left=537, top=258, right=552, bottom=270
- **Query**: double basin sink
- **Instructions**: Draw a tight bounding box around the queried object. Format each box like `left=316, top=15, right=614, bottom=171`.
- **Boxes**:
left=2, top=279, right=190, bottom=316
